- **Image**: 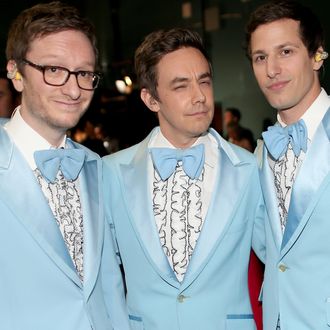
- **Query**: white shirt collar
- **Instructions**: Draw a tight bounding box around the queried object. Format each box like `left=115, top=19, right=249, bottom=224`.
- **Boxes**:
left=4, top=106, right=66, bottom=169
left=277, top=88, right=330, bottom=140
left=148, top=127, right=218, bottom=169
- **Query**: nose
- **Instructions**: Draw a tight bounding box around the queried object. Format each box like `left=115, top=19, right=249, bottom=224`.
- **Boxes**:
left=266, top=56, right=281, bottom=79
left=191, top=83, right=206, bottom=104
left=61, top=73, right=81, bottom=99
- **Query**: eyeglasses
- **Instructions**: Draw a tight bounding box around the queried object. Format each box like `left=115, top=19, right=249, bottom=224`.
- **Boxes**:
left=22, top=59, right=101, bottom=90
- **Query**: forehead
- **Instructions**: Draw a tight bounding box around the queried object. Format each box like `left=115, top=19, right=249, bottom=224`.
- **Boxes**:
left=156, top=47, right=210, bottom=81
left=27, top=30, right=95, bottom=66
left=251, top=18, right=303, bottom=52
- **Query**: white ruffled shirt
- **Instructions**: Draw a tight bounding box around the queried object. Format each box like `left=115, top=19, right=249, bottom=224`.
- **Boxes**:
left=148, top=128, right=218, bottom=280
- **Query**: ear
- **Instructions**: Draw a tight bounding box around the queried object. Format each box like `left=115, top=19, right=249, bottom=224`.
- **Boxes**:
left=7, top=60, right=24, bottom=92
left=140, top=88, right=160, bottom=113
left=313, top=47, right=328, bottom=71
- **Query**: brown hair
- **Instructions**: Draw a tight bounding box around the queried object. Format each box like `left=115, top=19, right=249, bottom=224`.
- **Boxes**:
left=245, top=0, right=324, bottom=60
left=6, top=1, right=98, bottom=70
left=134, top=28, right=211, bottom=100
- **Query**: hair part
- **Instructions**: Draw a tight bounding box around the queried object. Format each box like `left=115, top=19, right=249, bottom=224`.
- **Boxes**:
left=134, top=27, right=212, bottom=100
left=6, top=1, right=98, bottom=71
left=244, top=0, right=324, bottom=60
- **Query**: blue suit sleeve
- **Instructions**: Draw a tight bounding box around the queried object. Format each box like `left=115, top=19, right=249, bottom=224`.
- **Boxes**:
left=101, top=216, right=130, bottom=330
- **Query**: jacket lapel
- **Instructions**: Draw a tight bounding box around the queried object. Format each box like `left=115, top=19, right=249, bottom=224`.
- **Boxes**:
left=182, top=130, right=254, bottom=287
left=0, top=128, right=81, bottom=286
left=281, top=110, right=330, bottom=253
left=257, top=140, right=282, bottom=250
left=120, top=131, right=179, bottom=287
left=69, top=140, right=103, bottom=298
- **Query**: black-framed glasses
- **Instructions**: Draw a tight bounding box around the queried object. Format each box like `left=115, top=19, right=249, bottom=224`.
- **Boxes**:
left=22, top=59, right=101, bottom=90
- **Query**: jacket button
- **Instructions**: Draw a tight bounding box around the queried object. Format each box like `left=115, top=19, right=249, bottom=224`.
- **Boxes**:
left=177, top=294, right=187, bottom=303
left=278, top=264, right=288, bottom=272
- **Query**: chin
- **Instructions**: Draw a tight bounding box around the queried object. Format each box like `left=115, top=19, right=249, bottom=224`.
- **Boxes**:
left=53, top=117, right=81, bottom=131
left=193, top=127, right=210, bottom=138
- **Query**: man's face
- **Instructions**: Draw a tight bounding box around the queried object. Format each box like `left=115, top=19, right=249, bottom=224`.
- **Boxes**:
left=143, top=47, right=214, bottom=148
left=0, top=78, right=15, bottom=118
left=15, top=29, right=96, bottom=144
left=250, top=18, right=322, bottom=123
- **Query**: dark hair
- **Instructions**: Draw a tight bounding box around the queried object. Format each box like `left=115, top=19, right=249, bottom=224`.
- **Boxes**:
left=6, top=1, right=98, bottom=71
left=225, top=107, right=241, bottom=121
left=134, top=27, right=211, bottom=100
left=245, top=0, right=324, bottom=59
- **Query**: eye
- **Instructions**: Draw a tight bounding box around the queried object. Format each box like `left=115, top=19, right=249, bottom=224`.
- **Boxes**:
left=200, top=79, right=211, bottom=85
left=281, top=48, right=293, bottom=56
left=45, top=66, right=65, bottom=75
left=79, top=71, right=96, bottom=78
left=253, top=54, right=266, bottom=63
left=173, top=85, right=186, bottom=90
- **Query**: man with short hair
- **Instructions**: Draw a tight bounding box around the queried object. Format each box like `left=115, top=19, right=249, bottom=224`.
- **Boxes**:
left=0, top=2, right=128, bottom=329
left=103, top=27, right=264, bottom=330
left=246, top=0, right=330, bottom=328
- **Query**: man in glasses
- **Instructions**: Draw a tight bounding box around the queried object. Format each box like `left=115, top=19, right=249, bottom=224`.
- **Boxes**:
left=0, top=2, right=128, bottom=330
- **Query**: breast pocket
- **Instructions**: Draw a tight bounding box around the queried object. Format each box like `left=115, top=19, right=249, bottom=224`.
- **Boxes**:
left=129, top=314, right=144, bottom=330
left=226, top=314, right=256, bottom=330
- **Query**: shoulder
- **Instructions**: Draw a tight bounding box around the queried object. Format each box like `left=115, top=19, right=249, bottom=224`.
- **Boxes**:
left=217, top=130, right=256, bottom=161
left=229, top=140, right=257, bottom=163
left=208, top=128, right=258, bottom=169
left=0, top=118, right=9, bottom=126
left=102, top=142, right=141, bottom=167
left=69, top=138, right=101, bottom=161
left=103, top=128, right=156, bottom=167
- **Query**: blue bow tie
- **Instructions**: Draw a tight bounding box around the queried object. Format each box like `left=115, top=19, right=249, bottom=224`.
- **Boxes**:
left=34, top=148, right=86, bottom=183
left=262, top=119, right=308, bottom=160
left=149, top=144, right=205, bottom=181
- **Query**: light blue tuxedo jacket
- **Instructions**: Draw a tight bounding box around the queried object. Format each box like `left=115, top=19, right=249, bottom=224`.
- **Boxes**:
left=256, top=109, right=330, bottom=329
left=103, top=127, right=265, bottom=330
left=0, top=124, right=127, bottom=330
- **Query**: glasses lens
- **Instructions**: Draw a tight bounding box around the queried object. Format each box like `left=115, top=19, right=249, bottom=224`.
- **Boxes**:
left=77, top=72, right=99, bottom=90
left=44, top=67, right=69, bottom=86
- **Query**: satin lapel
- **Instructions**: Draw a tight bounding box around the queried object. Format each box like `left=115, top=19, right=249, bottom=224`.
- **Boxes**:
left=281, top=111, right=330, bottom=253
left=120, top=133, right=179, bottom=287
left=70, top=140, right=102, bottom=298
left=182, top=131, right=252, bottom=287
left=0, top=130, right=80, bottom=286
left=258, top=141, right=282, bottom=250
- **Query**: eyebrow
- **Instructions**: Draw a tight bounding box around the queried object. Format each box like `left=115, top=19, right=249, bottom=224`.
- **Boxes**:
left=169, top=71, right=212, bottom=85
left=252, top=42, right=300, bottom=56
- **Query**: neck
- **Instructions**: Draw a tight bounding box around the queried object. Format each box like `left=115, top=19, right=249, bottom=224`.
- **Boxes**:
left=20, top=108, right=67, bottom=147
left=166, top=136, right=199, bottom=149
left=159, top=129, right=206, bottom=149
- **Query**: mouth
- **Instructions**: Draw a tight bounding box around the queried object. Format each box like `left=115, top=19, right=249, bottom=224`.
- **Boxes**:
left=54, top=100, right=82, bottom=109
left=187, top=110, right=209, bottom=117
left=266, top=80, right=289, bottom=91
